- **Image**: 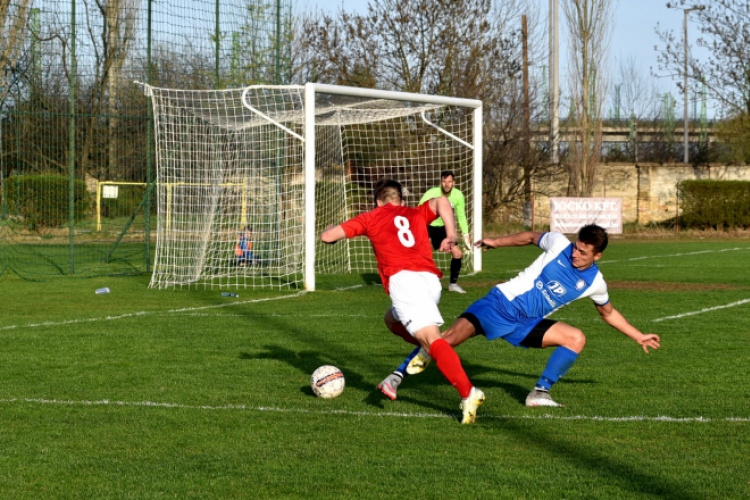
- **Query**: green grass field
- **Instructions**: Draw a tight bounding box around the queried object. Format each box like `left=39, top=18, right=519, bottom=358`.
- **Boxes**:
left=1, top=238, right=749, bottom=499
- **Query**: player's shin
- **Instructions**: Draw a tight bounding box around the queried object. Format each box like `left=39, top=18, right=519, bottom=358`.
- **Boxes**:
left=536, top=346, right=579, bottom=391
left=395, top=346, right=422, bottom=378
left=429, top=338, right=472, bottom=398
left=450, top=257, right=462, bottom=283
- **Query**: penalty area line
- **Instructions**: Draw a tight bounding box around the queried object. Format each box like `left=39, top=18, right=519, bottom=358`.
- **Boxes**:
left=652, top=298, right=750, bottom=322
left=1, top=397, right=747, bottom=423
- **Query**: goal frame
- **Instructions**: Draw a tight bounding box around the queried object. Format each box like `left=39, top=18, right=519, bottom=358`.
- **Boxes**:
left=299, top=83, right=483, bottom=291
left=142, top=81, right=483, bottom=291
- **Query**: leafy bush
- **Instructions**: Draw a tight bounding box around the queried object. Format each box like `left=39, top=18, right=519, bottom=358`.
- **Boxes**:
left=678, top=180, right=750, bottom=229
left=5, top=175, right=92, bottom=230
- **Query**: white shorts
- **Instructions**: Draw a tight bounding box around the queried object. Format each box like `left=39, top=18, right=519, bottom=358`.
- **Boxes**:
left=388, top=270, right=444, bottom=336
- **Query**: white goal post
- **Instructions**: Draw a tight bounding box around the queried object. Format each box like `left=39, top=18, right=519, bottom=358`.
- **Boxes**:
left=142, top=82, right=482, bottom=291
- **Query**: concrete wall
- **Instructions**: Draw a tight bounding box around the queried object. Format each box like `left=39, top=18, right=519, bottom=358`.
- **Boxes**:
left=532, top=164, right=750, bottom=225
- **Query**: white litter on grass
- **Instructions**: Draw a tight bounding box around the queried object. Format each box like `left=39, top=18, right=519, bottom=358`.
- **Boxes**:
left=1, top=397, right=747, bottom=423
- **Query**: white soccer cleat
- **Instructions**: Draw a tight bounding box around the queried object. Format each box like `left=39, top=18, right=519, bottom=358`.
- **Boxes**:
left=377, top=373, right=402, bottom=401
left=406, top=347, right=432, bottom=375
left=525, top=389, right=564, bottom=407
left=448, top=283, right=467, bottom=293
left=460, top=387, right=486, bottom=424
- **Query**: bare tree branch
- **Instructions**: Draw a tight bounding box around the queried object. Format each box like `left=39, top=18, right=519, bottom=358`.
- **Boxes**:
left=562, top=0, right=615, bottom=196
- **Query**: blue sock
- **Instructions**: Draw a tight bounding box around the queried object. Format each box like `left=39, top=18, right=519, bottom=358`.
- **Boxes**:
left=536, top=347, right=579, bottom=391
left=394, top=346, right=422, bottom=378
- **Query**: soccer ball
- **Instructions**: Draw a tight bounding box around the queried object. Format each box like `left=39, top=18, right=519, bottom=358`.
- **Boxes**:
left=310, top=365, right=345, bottom=399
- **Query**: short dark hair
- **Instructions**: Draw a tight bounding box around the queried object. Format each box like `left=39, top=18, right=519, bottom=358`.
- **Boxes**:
left=373, top=179, right=404, bottom=205
left=577, top=224, right=608, bottom=253
left=441, top=170, right=455, bottom=180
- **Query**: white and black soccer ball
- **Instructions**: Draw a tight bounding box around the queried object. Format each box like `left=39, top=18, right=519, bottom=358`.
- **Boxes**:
left=310, top=365, right=345, bottom=399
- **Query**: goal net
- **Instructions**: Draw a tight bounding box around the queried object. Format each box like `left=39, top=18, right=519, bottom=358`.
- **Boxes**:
left=144, top=83, right=482, bottom=290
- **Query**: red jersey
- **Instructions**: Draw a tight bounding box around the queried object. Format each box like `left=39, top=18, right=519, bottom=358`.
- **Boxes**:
left=340, top=202, right=442, bottom=293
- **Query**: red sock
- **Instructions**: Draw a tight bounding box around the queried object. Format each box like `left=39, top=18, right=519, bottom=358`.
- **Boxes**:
left=429, top=338, right=472, bottom=398
left=389, top=322, right=419, bottom=346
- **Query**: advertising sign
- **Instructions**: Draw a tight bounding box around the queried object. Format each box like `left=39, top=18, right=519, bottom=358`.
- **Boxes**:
left=549, top=197, right=622, bottom=234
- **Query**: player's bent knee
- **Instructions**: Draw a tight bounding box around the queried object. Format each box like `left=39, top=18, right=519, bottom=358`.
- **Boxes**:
left=567, top=329, right=586, bottom=352
left=544, top=324, right=586, bottom=352
left=414, top=325, right=442, bottom=348
left=383, top=308, right=398, bottom=327
left=442, top=318, right=474, bottom=347
left=442, top=327, right=458, bottom=346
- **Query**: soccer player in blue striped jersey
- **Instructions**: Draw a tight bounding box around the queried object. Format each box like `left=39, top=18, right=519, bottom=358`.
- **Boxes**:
left=378, top=224, right=661, bottom=407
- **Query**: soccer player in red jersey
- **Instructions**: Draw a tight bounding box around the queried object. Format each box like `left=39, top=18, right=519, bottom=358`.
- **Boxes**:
left=321, top=179, right=485, bottom=424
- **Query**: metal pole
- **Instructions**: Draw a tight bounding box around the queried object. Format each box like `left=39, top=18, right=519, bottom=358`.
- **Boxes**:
left=145, top=0, right=153, bottom=272
left=303, top=83, right=316, bottom=291
left=275, top=0, right=282, bottom=84
left=683, top=9, right=689, bottom=163
left=549, top=0, right=559, bottom=163
left=472, top=105, right=483, bottom=273
left=215, top=0, right=220, bottom=88
left=670, top=4, right=705, bottom=162
left=0, top=113, right=5, bottom=219
left=675, top=183, right=680, bottom=233
left=69, top=0, right=77, bottom=274
left=523, top=15, right=531, bottom=223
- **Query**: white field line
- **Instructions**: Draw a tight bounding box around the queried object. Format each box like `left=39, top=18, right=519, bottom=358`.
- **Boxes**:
left=333, top=284, right=365, bottom=291
left=0, top=291, right=308, bottom=332
left=652, top=298, right=750, bottom=322
left=504, top=246, right=750, bottom=275
left=1, top=397, right=747, bottom=423
left=330, top=275, right=478, bottom=293
left=179, top=312, right=369, bottom=318
left=599, top=246, right=750, bottom=265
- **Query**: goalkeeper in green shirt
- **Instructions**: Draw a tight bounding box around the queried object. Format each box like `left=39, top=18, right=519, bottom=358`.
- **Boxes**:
left=419, top=170, right=471, bottom=293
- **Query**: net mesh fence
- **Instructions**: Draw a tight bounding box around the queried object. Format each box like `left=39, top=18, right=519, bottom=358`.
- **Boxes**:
left=0, top=0, right=291, bottom=279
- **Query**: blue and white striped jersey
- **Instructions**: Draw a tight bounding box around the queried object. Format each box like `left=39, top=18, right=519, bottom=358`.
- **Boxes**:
left=496, top=232, right=609, bottom=319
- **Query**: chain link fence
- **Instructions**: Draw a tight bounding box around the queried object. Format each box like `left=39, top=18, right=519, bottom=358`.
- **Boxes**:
left=0, top=0, right=292, bottom=279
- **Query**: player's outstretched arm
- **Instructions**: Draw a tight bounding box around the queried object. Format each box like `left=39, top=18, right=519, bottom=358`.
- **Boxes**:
left=454, top=190, right=470, bottom=237
left=595, top=302, right=661, bottom=353
left=474, top=231, right=543, bottom=250
left=429, top=197, right=457, bottom=252
left=321, top=224, right=346, bottom=245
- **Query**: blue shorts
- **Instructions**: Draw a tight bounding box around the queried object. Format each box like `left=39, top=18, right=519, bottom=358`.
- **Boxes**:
left=463, top=287, right=545, bottom=347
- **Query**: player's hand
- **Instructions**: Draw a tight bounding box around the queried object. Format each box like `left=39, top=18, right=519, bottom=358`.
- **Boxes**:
left=438, top=238, right=456, bottom=253
left=321, top=224, right=342, bottom=245
left=474, top=238, right=499, bottom=250
left=638, top=334, right=661, bottom=353
left=463, top=234, right=472, bottom=249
